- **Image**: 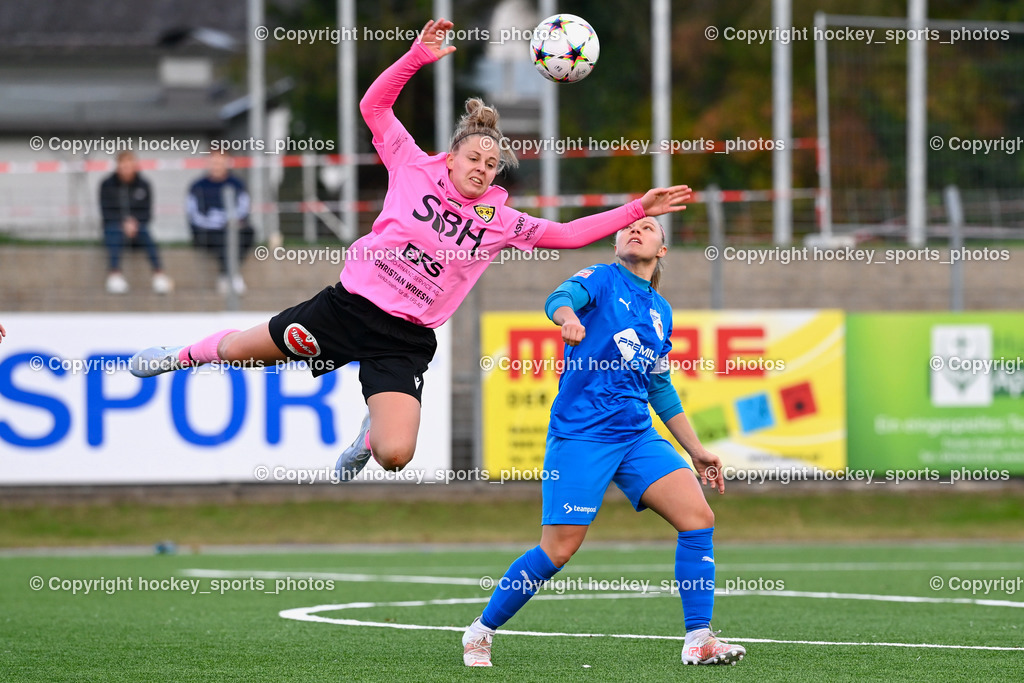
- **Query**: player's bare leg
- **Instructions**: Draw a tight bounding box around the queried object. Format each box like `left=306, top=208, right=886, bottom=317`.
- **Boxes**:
left=130, top=323, right=285, bottom=377
left=216, top=324, right=287, bottom=364
left=336, top=391, right=421, bottom=478
left=640, top=468, right=715, bottom=532
left=539, top=523, right=589, bottom=568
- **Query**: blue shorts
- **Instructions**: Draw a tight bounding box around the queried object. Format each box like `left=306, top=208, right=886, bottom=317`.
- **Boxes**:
left=541, top=427, right=691, bottom=526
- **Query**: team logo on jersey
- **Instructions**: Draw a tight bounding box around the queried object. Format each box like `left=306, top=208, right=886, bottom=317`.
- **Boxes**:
left=411, top=194, right=487, bottom=253
left=650, top=309, right=664, bottom=340
left=614, top=328, right=657, bottom=365
left=283, top=323, right=321, bottom=358
left=573, top=268, right=594, bottom=279
left=474, top=204, right=495, bottom=222
left=614, top=328, right=641, bottom=361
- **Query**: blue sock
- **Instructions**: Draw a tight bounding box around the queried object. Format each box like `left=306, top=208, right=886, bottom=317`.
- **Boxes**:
left=480, top=545, right=561, bottom=630
left=676, top=527, right=715, bottom=632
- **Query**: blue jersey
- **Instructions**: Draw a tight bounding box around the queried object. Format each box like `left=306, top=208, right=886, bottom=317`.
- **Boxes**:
left=548, top=263, right=674, bottom=441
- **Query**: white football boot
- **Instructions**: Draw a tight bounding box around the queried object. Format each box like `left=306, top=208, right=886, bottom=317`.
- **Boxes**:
left=129, top=346, right=188, bottom=378
left=682, top=627, right=746, bottom=665
left=334, top=412, right=373, bottom=481
left=462, top=618, right=494, bottom=667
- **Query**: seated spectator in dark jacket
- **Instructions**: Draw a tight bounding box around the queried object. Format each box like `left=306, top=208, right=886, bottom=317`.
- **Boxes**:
left=187, top=151, right=255, bottom=295
left=99, top=152, right=172, bottom=294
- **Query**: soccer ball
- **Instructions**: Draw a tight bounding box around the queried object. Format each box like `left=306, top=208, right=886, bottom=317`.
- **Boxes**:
left=530, top=14, right=600, bottom=83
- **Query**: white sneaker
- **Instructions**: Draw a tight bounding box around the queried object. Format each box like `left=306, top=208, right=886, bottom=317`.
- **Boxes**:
left=682, top=627, right=746, bottom=665
left=106, top=272, right=129, bottom=294
left=462, top=618, right=494, bottom=667
left=216, top=275, right=230, bottom=295
left=152, top=272, right=174, bottom=294
left=231, top=274, right=247, bottom=295
left=129, top=345, right=188, bottom=378
left=334, top=413, right=373, bottom=481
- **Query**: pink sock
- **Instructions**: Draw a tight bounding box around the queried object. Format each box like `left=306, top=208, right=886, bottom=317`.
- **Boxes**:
left=364, top=431, right=380, bottom=464
left=178, top=329, right=239, bottom=365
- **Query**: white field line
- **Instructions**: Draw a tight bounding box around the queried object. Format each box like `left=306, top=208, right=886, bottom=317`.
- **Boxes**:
left=185, top=568, right=1024, bottom=609
left=181, top=568, right=481, bottom=586
left=185, top=560, right=1024, bottom=577
left=277, top=593, right=1024, bottom=652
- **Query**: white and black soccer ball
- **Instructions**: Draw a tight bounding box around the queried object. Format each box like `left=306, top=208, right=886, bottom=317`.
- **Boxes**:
left=529, top=14, right=600, bottom=83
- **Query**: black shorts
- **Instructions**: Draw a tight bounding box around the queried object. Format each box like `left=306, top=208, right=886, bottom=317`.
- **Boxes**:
left=268, top=283, right=437, bottom=402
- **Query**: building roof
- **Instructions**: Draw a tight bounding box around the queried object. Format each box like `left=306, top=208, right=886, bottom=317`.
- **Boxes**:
left=0, top=0, right=246, bottom=52
left=0, top=0, right=253, bottom=133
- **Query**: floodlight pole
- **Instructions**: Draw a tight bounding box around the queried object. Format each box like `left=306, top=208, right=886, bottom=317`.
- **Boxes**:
left=652, top=0, right=671, bottom=244
left=772, top=0, right=792, bottom=246
left=945, top=185, right=964, bottom=312
left=434, top=0, right=453, bottom=151
left=907, top=0, right=928, bottom=247
left=540, top=0, right=558, bottom=221
left=338, top=0, right=358, bottom=242
left=247, top=0, right=266, bottom=244
left=813, top=12, right=833, bottom=240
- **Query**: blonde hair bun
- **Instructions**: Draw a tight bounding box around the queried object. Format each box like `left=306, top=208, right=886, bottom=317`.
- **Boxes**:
left=450, top=98, right=518, bottom=171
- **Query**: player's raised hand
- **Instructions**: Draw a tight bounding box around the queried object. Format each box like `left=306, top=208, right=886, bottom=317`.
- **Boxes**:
left=418, top=18, right=456, bottom=59
left=640, top=185, right=692, bottom=217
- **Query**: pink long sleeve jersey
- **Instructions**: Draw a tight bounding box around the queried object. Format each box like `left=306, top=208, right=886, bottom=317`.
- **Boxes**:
left=340, top=41, right=646, bottom=328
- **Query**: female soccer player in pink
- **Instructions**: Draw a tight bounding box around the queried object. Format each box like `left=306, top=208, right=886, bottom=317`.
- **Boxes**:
left=130, top=18, right=692, bottom=479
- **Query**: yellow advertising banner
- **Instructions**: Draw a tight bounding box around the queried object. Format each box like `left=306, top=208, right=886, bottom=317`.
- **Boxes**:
left=482, top=311, right=846, bottom=477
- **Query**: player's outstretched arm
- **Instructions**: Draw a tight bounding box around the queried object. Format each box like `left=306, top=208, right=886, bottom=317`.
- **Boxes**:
left=532, top=185, right=691, bottom=249
left=664, top=412, right=726, bottom=494
left=359, top=18, right=456, bottom=140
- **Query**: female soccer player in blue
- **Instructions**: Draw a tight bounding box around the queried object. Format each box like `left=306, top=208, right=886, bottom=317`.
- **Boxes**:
left=461, top=217, right=745, bottom=667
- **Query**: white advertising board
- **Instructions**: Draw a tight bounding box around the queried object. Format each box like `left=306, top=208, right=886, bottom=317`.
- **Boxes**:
left=0, top=313, right=451, bottom=484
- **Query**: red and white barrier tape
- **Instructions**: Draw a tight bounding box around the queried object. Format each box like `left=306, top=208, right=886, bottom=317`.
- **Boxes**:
left=0, top=189, right=821, bottom=219
left=0, top=138, right=819, bottom=176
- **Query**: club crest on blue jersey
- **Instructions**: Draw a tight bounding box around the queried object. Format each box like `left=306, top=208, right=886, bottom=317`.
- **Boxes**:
left=650, top=308, right=664, bottom=340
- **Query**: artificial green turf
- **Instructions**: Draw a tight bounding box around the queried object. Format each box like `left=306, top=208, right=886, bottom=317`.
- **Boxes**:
left=2, top=542, right=1022, bottom=682
left=1, top=489, right=1022, bottom=548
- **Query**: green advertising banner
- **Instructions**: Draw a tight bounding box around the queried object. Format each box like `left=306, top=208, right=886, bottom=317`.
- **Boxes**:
left=848, top=312, right=1024, bottom=475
